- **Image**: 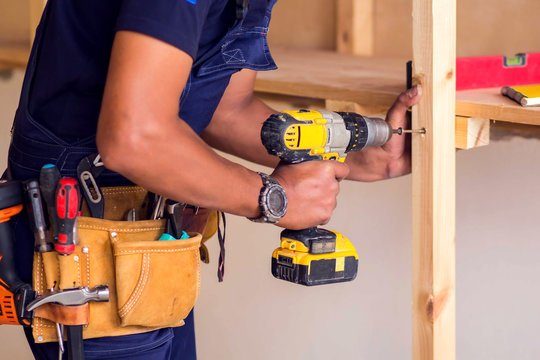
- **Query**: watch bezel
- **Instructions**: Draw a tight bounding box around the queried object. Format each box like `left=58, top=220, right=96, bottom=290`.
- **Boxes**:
left=261, top=183, right=288, bottom=219
left=249, top=173, right=288, bottom=224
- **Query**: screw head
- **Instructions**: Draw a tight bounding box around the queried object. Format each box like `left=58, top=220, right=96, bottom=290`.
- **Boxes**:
left=82, top=246, right=89, bottom=254
left=37, top=336, right=44, bottom=342
left=73, top=255, right=80, bottom=262
left=110, top=232, right=118, bottom=238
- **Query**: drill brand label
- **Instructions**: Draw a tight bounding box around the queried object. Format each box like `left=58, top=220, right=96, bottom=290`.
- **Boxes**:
left=284, top=124, right=327, bottom=151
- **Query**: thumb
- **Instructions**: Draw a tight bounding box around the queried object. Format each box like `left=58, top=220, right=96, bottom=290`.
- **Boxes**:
left=386, top=85, right=422, bottom=129
left=330, top=161, right=350, bottom=181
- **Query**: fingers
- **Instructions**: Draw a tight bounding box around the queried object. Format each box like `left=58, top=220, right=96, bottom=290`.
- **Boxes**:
left=386, top=85, right=422, bottom=129
left=327, top=161, right=350, bottom=181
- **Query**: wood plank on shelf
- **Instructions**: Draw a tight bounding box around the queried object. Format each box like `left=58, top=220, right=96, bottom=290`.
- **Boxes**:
left=0, top=44, right=29, bottom=68
left=411, top=0, right=456, bottom=358
left=256, top=48, right=540, bottom=126
left=457, top=88, right=540, bottom=126
left=256, top=47, right=406, bottom=107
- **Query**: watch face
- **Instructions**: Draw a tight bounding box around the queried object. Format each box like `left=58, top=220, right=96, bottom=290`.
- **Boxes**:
left=267, top=186, right=287, bottom=216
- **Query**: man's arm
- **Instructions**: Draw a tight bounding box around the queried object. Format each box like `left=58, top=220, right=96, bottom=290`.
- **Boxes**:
left=97, top=31, right=347, bottom=229
left=202, top=69, right=278, bottom=167
left=204, top=70, right=422, bottom=182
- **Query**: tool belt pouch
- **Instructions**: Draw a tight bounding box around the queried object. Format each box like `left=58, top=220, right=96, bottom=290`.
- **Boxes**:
left=32, top=187, right=203, bottom=343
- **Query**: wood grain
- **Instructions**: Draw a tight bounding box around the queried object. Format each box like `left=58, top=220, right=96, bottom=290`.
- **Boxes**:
left=337, top=0, right=374, bottom=56
left=455, top=117, right=490, bottom=150
left=256, top=47, right=407, bottom=107
left=411, top=0, right=456, bottom=359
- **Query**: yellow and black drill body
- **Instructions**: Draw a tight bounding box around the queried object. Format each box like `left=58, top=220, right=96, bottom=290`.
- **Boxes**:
left=262, top=109, right=393, bottom=286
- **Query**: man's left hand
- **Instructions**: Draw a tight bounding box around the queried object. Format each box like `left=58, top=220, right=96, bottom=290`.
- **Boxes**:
left=345, top=85, right=422, bottom=181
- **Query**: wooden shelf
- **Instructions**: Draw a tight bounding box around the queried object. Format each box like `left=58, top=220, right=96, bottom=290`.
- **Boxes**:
left=256, top=48, right=540, bottom=125
left=0, top=43, right=30, bottom=68
left=457, top=88, right=540, bottom=126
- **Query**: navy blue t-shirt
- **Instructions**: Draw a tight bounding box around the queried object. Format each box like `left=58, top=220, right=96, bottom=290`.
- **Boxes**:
left=27, top=0, right=274, bottom=142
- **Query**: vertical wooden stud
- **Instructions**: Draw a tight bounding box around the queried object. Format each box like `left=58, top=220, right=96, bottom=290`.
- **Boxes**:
left=29, top=0, right=47, bottom=47
left=336, top=0, right=374, bottom=56
left=412, top=0, right=456, bottom=359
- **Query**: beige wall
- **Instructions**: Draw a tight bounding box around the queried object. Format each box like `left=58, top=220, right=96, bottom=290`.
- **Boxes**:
left=0, top=71, right=32, bottom=359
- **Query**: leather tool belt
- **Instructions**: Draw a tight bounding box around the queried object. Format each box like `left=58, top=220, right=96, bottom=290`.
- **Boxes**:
left=31, top=186, right=217, bottom=343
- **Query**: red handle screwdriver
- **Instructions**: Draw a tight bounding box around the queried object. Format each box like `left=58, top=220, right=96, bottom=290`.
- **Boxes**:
left=55, top=178, right=80, bottom=255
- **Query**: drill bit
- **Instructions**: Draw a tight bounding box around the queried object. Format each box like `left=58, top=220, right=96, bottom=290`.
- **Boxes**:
left=392, top=127, right=426, bottom=135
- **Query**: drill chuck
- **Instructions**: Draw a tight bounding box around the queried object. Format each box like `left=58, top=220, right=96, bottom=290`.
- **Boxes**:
left=363, top=116, right=393, bottom=148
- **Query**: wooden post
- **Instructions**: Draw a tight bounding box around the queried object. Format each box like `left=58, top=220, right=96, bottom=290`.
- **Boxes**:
left=412, top=0, right=456, bottom=358
left=336, top=0, right=374, bottom=56
left=29, top=0, right=47, bottom=47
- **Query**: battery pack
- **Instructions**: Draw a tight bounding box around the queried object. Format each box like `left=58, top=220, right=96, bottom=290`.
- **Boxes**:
left=271, top=229, right=358, bottom=286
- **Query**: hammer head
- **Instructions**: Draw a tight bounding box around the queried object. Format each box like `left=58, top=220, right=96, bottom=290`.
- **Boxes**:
left=26, top=285, right=109, bottom=312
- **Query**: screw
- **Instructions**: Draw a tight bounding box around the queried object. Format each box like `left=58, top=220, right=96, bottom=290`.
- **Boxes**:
left=393, top=127, right=427, bottom=135
left=82, top=246, right=89, bottom=254
left=73, top=255, right=79, bottom=262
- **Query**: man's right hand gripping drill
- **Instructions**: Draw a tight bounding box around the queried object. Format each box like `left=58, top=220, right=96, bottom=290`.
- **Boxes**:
left=270, top=161, right=350, bottom=230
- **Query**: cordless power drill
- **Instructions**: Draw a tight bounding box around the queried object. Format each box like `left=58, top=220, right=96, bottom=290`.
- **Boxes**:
left=261, top=109, right=396, bottom=286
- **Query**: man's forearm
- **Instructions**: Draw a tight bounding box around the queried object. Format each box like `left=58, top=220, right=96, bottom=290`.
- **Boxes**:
left=202, top=95, right=279, bottom=168
left=99, top=115, right=262, bottom=218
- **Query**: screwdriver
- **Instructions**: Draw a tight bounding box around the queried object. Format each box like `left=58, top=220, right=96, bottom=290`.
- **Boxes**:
left=40, top=164, right=61, bottom=240
left=55, top=177, right=84, bottom=360
left=55, top=178, right=80, bottom=255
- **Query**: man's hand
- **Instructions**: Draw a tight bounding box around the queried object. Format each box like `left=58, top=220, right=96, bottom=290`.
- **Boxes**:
left=346, top=85, right=422, bottom=181
left=271, top=161, right=350, bottom=230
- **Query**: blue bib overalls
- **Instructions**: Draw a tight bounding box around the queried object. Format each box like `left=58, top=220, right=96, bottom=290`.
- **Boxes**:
left=6, top=0, right=277, bottom=358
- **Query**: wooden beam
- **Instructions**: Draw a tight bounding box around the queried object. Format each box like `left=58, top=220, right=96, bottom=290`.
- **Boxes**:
left=325, top=99, right=388, bottom=116
left=336, top=0, right=374, bottom=56
left=455, top=117, right=490, bottom=150
left=29, top=0, right=47, bottom=47
left=412, top=0, right=456, bottom=359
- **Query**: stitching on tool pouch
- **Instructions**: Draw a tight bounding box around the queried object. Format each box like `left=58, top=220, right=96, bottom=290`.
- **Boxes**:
left=78, top=225, right=163, bottom=232
left=36, top=255, right=43, bottom=293
left=115, top=247, right=198, bottom=255
left=119, top=253, right=151, bottom=318
left=195, top=251, right=201, bottom=293
left=85, top=250, right=91, bottom=286
left=101, top=188, right=146, bottom=195
left=77, top=257, right=81, bottom=287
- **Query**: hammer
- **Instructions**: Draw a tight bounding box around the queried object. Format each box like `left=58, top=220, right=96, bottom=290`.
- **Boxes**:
left=27, top=286, right=109, bottom=360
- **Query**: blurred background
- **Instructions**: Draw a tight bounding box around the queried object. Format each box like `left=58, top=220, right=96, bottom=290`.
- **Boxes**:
left=1, top=0, right=539, bottom=359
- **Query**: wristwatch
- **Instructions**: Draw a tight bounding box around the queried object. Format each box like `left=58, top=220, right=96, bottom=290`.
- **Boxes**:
left=249, top=172, right=288, bottom=224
